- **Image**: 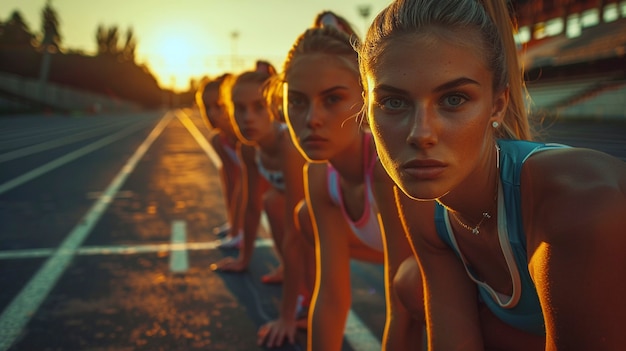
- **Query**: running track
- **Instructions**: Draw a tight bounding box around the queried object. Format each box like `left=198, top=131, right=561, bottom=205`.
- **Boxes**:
left=0, top=110, right=623, bottom=350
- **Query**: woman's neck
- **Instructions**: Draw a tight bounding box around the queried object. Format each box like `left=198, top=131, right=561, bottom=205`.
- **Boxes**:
left=219, top=130, right=238, bottom=146
left=439, top=142, right=500, bottom=225
left=330, top=132, right=367, bottom=184
left=256, top=121, right=282, bottom=155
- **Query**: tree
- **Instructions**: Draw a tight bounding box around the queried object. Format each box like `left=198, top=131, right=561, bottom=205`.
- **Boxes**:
left=96, top=25, right=137, bottom=62
left=0, top=10, right=35, bottom=48
left=40, top=0, right=61, bottom=52
left=105, top=26, right=119, bottom=56
left=121, top=27, right=137, bottom=62
left=96, top=25, right=119, bottom=57
left=96, top=24, right=108, bottom=55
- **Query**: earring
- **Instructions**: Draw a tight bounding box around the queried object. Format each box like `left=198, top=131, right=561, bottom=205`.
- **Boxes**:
left=492, top=121, right=499, bottom=128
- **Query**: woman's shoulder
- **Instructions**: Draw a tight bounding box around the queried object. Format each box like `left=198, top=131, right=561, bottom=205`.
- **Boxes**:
left=306, top=162, right=329, bottom=179
left=207, top=130, right=221, bottom=144
left=208, top=132, right=228, bottom=155
left=523, top=147, right=625, bottom=189
left=305, top=163, right=332, bottom=195
left=521, top=147, right=626, bottom=243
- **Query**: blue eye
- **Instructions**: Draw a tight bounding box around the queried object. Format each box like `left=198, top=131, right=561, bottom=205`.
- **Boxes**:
left=288, top=95, right=305, bottom=108
left=287, top=95, right=308, bottom=118
left=324, top=94, right=341, bottom=105
left=378, top=97, right=407, bottom=111
left=442, top=94, right=467, bottom=108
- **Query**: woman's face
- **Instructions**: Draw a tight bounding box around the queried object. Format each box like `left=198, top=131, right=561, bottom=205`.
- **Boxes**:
left=365, top=32, right=507, bottom=200
left=230, top=81, right=272, bottom=143
left=284, top=53, right=362, bottom=161
left=202, top=88, right=232, bottom=132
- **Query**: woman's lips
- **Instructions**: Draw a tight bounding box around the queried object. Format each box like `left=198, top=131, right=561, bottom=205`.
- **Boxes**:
left=241, top=127, right=256, bottom=137
left=301, top=134, right=328, bottom=147
left=401, top=159, right=447, bottom=180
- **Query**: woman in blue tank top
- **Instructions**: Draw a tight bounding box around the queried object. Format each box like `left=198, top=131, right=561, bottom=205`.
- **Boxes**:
left=359, top=0, right=626, bottom=350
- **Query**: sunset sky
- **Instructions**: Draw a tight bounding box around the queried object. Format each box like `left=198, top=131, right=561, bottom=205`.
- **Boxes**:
left=3, top=0, right=393, bottom=91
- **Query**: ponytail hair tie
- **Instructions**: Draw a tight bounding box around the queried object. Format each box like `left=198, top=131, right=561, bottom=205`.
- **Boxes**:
left=319, top=12, right=342, bottom=29
left=255, top=60, right=277, bottom=76
left=315, top=11, right=356, bottom=36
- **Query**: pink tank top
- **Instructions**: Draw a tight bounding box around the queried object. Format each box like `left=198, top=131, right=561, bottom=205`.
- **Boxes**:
left=326, top=133, right=383, bottom=251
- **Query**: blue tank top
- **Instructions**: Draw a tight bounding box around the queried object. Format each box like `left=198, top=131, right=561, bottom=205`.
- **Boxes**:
left=327, top=133, right=383, bottom=252
left=256, top=153, right=285, bottom=191
left=434, top=139, right=568, bottom=335
left=255, top=124, right=287, bottom=192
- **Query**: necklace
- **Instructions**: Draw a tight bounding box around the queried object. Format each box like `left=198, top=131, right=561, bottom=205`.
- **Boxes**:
left=451, top=211, right=492, bottom=235
left=450, top=144, right=500, bottom=235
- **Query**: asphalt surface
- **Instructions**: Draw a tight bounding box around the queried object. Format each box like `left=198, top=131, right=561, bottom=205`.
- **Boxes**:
left=0, top=110, right=386, bottom=351
left=0, top=109, right=623, bottom=351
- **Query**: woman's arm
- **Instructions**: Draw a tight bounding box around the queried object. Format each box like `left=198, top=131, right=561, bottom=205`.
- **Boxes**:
left=280, top=136, right=309, bottom=319
left=211, top=144, right=266, bottom=271
left=258, top=136, right=311, bottom=348
left=522, top=148, right=626, bottom=350
left=306, top=163, right=355, bottom=351
left=209, top=134, right=243, bottom=237
left=395, top=187, right=485, bottom=351
left=373, top=163, right=428, bottom=350
left=237, top=144, right=266, bottom=267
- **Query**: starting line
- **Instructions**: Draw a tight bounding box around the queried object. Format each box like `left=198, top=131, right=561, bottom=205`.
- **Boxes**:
left=0, top=237, right=275, bottom=260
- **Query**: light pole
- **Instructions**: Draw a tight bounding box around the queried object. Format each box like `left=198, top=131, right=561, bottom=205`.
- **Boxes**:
left=357, top=5, right=372, bottom=37
left=231, top=31, right=240, bottom=72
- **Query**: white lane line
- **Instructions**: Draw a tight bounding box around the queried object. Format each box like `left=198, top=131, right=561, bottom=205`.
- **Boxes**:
left=0, top=119, right=152, bottom=195
left=0, top=239, right=275, bottom=260
left=169, top=220, right=189, bottom=273
left=0, top=112, right=174, bottom=351
left=0, top=248, right=54, bottom=259
left=175, top=110, right=222, bottom=169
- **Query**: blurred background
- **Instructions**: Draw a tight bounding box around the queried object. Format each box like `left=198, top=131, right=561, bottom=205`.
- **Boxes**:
left=0, top=0, right=624, bottom=119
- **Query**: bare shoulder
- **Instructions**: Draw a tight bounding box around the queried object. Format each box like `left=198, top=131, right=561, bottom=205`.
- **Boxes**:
left=280, top=132, right=306, bottom=168
left=304, top=162, right=332, bottom=203
left=208, top=132, right=223, bottom=151
left=305, top=162, right=329, bottom=188
left=521, top=147, right=626, bottom=244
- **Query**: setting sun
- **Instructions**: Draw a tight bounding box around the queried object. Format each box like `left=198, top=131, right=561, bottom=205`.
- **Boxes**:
left=138, top=26, right=217, bottom=92
left=2, top=0, right=394, bottom=95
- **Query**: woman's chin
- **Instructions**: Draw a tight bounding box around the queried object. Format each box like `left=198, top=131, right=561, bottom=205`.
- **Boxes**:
left=398, top=183, right=439, bottom=202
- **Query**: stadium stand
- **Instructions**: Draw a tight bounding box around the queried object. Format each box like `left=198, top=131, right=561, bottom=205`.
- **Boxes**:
left=516, top=1, right=626, bottom=121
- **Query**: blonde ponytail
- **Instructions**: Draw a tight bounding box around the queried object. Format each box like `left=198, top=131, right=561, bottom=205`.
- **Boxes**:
left=481, top=0, right=531, bottom=140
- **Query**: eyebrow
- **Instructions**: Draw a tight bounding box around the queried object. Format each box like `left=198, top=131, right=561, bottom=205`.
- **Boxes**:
left=372, top=84, right=406, bottom=96
left=288, top=85, right=350, bottom=96
left=433, top=77, right=481, bottom=93
left=373, top=77, right=481, bottom=95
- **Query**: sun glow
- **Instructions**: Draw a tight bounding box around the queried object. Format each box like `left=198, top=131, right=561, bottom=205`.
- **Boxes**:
left=138, top=26, right=219, bottom=92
